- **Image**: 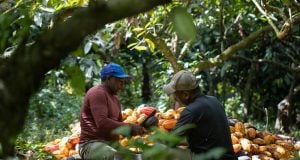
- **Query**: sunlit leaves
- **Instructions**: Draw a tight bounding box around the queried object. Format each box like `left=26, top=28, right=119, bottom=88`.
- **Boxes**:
left=145, top=38, right=155, bottom=52
left=170, top=6, right=197, bottom=42
left=134, top=46, right=148, bottom=51
left=0, top=15, right=12, bottom=53
left=132, top=27, right=144, bottom=32
left=70, top=47, right=84, bottom=58
left=84, top=41, right=92, bottom=54
left=47, top=0, right=88, bottom=9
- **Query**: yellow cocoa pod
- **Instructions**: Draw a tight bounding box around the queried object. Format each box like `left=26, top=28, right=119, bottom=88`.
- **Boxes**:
left=231, top=134, right=239, bottom=144
left=233, top=144, right=241, bottom=153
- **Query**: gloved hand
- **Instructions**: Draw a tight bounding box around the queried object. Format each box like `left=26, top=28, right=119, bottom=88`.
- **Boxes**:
left=141, top=115, right=158, bottom=129
left=131, top=124, right=146, bottom=136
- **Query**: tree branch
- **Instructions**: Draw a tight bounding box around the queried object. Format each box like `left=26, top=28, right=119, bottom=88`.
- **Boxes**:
left=261, top=0, right=289, bottom=22
left=178, top=42, right=190, bottom=60
left=145, top=32, right=182, bottom=72
left=231, top=55, right=300, bottom=74
left=252, top=0, right=280, bottom=34
left=195, top=25, right=272, bottom=72
left=194, top=15, right=300, bottom=73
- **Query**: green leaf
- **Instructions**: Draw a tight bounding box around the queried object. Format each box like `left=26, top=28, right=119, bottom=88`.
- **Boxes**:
left=134, top=45, right=147, bottom=51
left=281, top=0, right=289, bottom=4
left=172, top=123, right=195, bottom=135
left=70, top=47, right=84, bottom=57
left=170, top=6, right=197, bottom=42
left=127, top=42, right=138, bottom=48
left=84, top=41, right=92, bottom=54
left=132, top=27, right=144, bottom=32
left=145, top=38, right=155, bottom=52
left=137, top=30, right=146, bottom=38
left=64, top=66, right=85, bottom=95
left=112, top=126, right=131, bottom=137
left=195, top=147, right=226, bottom=159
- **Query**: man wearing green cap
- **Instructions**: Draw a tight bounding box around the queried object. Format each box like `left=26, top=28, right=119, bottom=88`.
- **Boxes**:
left=163, top=70, right=236, bottom=160
left=79, top=62, right=146, bottom=160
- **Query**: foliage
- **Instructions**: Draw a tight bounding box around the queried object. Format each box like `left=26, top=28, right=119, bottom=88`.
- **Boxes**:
left=112, top=126, right=226, bottom=160
left=15, top=139, right=51, bottom=160
left=18, top=79, right=82, bottom=144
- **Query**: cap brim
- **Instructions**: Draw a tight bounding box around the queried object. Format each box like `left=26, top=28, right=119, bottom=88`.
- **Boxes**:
left=114, top=74, right=131, bottom=79
left=163, top=83, right=176, bottom=95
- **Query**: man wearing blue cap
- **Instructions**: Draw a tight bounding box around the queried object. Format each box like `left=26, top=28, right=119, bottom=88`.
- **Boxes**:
left=79, top=62, right=146, bottom=160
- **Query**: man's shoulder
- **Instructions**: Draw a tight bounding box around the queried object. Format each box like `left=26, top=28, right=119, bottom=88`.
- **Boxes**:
left=188, top=95, right=215, bottom=110
left=86, top=85, right=105, bottom=95
left=196, top=95, right=219, bottom=103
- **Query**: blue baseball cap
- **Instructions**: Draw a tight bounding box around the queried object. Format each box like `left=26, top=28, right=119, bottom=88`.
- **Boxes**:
left=100, top=63, right=130, bottom=79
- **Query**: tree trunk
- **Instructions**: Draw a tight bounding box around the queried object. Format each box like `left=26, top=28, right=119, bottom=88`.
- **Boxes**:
left=242, top=63, right=255, bottom=121
left=142, top=61, right=151, bottom=103
left=206, top=70, right=215, bottom=95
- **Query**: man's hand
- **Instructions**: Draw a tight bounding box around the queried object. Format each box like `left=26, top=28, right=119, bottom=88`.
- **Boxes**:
left=142, top=116, right=158, bottom=129
left=131, top=124, right=146, bottom=136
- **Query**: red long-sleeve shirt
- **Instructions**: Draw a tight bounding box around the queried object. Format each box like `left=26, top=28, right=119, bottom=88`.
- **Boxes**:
left=79, top=84, right=127, bottom=144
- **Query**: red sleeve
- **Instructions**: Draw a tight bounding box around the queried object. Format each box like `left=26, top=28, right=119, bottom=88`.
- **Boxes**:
left=88, top=89, right=128, bottom=136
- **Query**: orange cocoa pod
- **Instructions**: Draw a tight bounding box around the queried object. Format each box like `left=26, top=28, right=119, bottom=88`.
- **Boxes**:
left=122, top=112, right=128, bottom=120
left=231, top=134, right=239, bottom=144
left=274, top=145, right=286, bottom=156
left=119, top=138, right=129, bottom=147
left=263, top=134, right=276, bottom=145
left=247, top=128, right=256, bottom=139
left=176, top=107, right=185, bottom=113
left=294, top=142, right=300, bottom=150
left=256, top=131, right=269, bottom=139
left=158, top=119, right=166, bottom=126
left=159, top=125, right=168, bottom=132
left=62, top=147, right=69, bottom=157
left=162, top=119, right=177, bottom=130
left=45, top=144, right=59, bottom=152
left=262, top=151, right=272, bottom=157
left=68, top=149, right=77, bottom=156
left=233, top=132, right=244, bottom=138
left=123, top=108, right=133, bottom=116
left=123, top=116, right=136, bottom=124
left=54, top=138, right=61, bottom=144
left=276, top=141, right=294, bottom=151
left=240, top=138, right=252, bottom=152
left=161, top=112, right=174, bottom=119
left=66, top=142, right=73, bottom=150
left=259, top=154, right=274, bottom=160
left=234, top=122, right=245, bottom=135
left=69, top=136, right=80, bottom=145
left=136, top=114, right=147, bottom=124
left=54, top=154, right=66, bottom=159
left=250, top=144, right=260, bottom=154
left=229, top=126, right=235, bottom=133
left=253, top=138, right=266, bottom=145
left=174, top=113, right=180, bottom=119
left=259, top=145, right=267, bottom=153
